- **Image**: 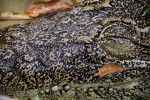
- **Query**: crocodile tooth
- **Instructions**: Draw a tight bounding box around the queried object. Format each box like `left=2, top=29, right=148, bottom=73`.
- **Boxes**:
left=51, top=85, right=59, bottom=92
left=45, top=88, right=50, bottom=93
left=98, top=86, right=105, bottom=91
left=63, top=85, right=70, bottom=91
left=76, top=87, right=81, bottom=91
left=39, top=90, right=45, bottom=94
left=29, top=95, right=40, bottom=100
left=88, top=87, right=94, bottom=92
left=109, top=88, right=114, bottom=91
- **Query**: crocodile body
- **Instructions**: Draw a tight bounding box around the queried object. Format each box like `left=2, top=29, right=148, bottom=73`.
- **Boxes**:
left=0, top=0, right=150, bottom=100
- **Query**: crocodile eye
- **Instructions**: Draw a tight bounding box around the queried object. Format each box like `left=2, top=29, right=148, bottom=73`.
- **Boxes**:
left=100, top=37, right=139, bottom=59
left=98, top=22, right=140, bottom=59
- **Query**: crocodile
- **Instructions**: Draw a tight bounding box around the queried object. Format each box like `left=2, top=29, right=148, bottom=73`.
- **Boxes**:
left=0, top=0, right=150, bottom=100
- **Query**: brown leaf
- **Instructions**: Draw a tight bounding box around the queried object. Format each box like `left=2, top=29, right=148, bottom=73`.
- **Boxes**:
left=98, top=63, right=126, bottom=78
left=25, top=0, right=73, bottom=18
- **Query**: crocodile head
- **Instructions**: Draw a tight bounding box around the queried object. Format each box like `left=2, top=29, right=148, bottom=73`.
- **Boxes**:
left=0, top=0, right=150, bottom=99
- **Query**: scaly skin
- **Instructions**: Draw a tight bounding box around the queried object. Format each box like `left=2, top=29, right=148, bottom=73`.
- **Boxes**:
left=0, top=0, right=150, bottom=100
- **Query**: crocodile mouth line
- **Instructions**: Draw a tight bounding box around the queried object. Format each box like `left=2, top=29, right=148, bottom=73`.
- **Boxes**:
left=1, top=65, right=149, bottom=100
left=5, top=79, right=147, bottom=100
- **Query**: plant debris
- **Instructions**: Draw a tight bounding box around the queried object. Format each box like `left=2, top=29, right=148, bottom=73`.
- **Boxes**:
left=0, top=12, right=32, bottom=20
left=25, top=0, right=73, bottom=18
left=99, top=63, right=126, bottom=78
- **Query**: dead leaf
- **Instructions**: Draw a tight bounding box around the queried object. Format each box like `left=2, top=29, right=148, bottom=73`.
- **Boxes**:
left=25, top=0, right=73, bottom=18
left=99, top=63, right=126, bottom=78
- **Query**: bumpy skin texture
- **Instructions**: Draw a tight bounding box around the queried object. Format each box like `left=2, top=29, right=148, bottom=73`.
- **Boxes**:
left=0, top=0, right=150, bottom=99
